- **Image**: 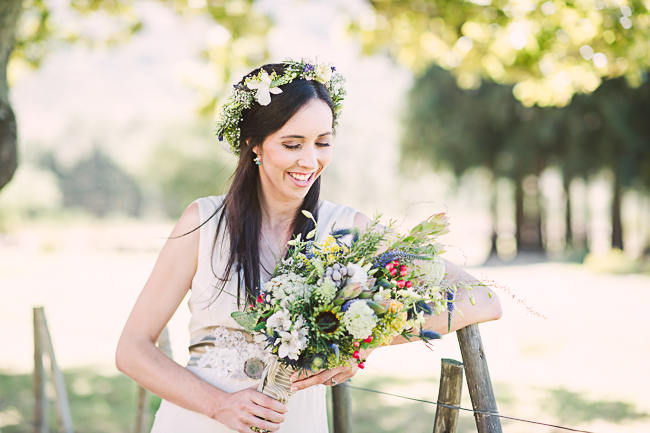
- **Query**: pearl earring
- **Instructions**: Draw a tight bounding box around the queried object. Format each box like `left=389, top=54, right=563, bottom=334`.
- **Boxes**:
left=254, top=155, right=261, bottom=166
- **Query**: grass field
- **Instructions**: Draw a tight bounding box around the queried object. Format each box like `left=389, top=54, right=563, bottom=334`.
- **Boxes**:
left=1, top=222, right=649, bottom=432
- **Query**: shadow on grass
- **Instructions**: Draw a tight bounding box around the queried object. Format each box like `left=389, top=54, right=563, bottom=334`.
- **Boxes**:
left=0, top=368, right=159, bottom=433
left=543, top=387, right=649, bottom=424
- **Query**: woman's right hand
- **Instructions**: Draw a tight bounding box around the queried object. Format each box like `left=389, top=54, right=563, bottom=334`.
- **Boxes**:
left=212, top=387, right=288, bottom=433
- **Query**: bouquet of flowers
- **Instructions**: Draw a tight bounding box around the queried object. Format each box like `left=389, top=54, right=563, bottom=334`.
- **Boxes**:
left=232, top=210, right=459, bottom=403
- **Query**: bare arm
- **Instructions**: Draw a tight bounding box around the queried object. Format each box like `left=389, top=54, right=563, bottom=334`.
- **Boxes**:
left=115, top=203, right=286, bottom=432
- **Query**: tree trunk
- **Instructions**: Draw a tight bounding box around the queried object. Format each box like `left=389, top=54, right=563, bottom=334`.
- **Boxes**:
left=515, top=175, right=544, bottom=253
left=611, top=168, right=624, bottom=250
left=514, top=177, right=523, bottom=250
left=0, top=0, right=21, bottom=191
left=564, top=176, right=573, bottom=249
left=488, top=177, right=498, bottom=258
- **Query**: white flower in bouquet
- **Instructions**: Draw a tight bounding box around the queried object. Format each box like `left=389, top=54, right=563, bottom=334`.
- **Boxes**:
left=267, top=309, right=292, bottom=332
left=275, top=316, right=308, bottom=360
left=265, top=273, right=310, bottom=303
left=342, top=301, right=377, bottom=339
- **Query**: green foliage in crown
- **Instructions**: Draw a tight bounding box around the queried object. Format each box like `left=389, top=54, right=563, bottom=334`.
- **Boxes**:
left=215, top=59, right=346, bottom=156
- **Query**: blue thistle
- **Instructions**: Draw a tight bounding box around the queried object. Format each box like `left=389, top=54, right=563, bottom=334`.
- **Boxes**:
left=446, top=290, right=455, bottom=312
left=372, top=250, right=427, bottom=269
left=419, top=328, right=441, bottom=342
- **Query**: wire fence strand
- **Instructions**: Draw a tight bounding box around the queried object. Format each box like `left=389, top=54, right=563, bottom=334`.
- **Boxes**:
left=343, top=383, right=601, bottom=433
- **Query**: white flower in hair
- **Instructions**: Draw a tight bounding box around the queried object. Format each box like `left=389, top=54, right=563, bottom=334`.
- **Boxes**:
left=246, top=70, right=283, bottom=106
left=314, top=63, right=333, bottom=83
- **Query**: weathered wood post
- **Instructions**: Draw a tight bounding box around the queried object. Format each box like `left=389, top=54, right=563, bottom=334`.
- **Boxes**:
left=331, top=383, right=351, bottom=433
left=433, top=358, right=464, bottom=433
left=456, top=324, right=502, bottom=433
left=33, top=307, right=47, bottom=433
left=33, top=306, right=75, bottom=433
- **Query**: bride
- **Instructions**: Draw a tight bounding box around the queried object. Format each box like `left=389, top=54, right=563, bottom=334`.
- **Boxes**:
left=115, top=59, right=503, bottom=433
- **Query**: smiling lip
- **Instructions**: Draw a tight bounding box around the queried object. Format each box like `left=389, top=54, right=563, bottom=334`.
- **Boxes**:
left=288, top=171, right=316, bottom=187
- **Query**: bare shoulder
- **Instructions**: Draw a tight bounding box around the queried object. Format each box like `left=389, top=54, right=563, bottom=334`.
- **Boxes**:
left=171, top=201, right=201, bottom=239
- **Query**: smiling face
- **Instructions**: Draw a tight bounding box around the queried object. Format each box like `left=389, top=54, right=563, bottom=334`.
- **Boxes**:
left=253, top=98, right=334, bottom=206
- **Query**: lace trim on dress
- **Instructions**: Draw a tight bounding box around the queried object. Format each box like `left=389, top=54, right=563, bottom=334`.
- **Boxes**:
left=187, top=326, right=274, bottom=381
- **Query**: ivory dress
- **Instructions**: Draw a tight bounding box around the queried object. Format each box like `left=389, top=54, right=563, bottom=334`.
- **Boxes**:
left=150, top=194, right=358, bottom=433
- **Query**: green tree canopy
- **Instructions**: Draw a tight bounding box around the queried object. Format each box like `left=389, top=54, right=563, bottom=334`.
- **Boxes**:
left=350, top=0, right=650, bottom=107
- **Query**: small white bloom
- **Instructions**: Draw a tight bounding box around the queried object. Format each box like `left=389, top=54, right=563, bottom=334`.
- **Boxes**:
left=342, top=301, right=377, bottom=339
left=275, top=318, right=308, bottom=360
left=246, top=70, right=283, bottom=105
left=314, top=64, right=333, bottom=83
left=267, top=309, right=292, bottom=331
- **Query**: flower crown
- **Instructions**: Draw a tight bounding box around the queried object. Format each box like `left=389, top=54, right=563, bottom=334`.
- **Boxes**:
left=215, top=59, right=346, bottom=156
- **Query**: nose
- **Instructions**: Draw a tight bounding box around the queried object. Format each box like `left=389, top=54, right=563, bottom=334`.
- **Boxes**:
left=297, top=144, right=318, bottom=170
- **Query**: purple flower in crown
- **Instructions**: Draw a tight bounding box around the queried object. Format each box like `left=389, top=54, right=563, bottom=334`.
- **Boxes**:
left=218, top=135, right=223, bottom=141
left=303, top=64, right=314, bottom=72
left=331, top=66, right=336, bottom=72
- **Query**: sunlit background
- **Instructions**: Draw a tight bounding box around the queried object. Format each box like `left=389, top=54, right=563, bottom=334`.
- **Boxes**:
left=1, top=0, right=649, bottom=432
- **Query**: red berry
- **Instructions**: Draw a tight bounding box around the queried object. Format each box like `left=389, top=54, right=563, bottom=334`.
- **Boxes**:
left=400, top=269, right=408, bottom=276
left=400, top=265, right=407, bottom=272
left=405, top=281, right=413, bottom=288
left=392, top=260, right=399, bottom=266
left=353, top=341, right=360, bottom=348
left=353, top=350, right=360, bottom=359
left=396, top=280, right=405, bottom=288
left=389, top=268, right=397, bottom=277
left=358, top=362, right=365, bottom=369
left=257, top=295, right=264, bottom=303
left=385, top=263, right=394, bottom=271
left=364, top=336, right=373, bottom=343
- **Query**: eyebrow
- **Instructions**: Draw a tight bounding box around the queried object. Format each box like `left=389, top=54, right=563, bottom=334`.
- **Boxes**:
left=280, top=132, right=332, bottom=139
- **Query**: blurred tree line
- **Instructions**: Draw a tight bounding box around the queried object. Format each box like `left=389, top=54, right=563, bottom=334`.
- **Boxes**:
left=402, top=65, right=649, bottom=256
left=350, top=0, right=650, bottom=257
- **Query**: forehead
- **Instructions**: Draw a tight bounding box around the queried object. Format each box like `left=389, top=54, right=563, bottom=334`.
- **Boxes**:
left=272, top=99, right=333, bottom=139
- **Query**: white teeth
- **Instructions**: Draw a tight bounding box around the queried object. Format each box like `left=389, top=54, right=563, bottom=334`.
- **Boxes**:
left=289, top=172, right=312, bottom=181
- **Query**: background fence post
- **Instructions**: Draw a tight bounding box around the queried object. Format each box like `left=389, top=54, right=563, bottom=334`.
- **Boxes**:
left=332, top=383, right=351, bottom=433
left=33, top=307, right=47, bottom=433
left=433, top=358, right=464, bottom=433
left=456, top=323, right=502, bottom=433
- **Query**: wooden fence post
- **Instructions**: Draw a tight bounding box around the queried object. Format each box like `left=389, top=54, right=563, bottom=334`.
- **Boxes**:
left=433, top=358, right=464, bottom=433
left=33, top=308, right=47, bottom=433
left=33, top=306, right=75, bottom=433
left=331, top=383, right=351, bottom=433
left=456, top=324, right=502, bottom=433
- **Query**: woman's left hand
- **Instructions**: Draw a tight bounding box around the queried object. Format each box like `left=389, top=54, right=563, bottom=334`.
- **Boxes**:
left=289, top=349, right=373, bottom=391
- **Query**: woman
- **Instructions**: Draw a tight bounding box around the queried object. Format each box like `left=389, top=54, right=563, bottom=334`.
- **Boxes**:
left=115, top=60, right=502, bottom=433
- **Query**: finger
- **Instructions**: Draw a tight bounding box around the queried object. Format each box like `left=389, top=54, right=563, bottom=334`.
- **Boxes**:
left=291, top=368, right=341, bottom=391
left=251, top=391, right=288, bottom=414
left=290, top=368, right=322, bottom=382
left=246, top=414, right=281, bottom=432
left=250, top=403, right=286, bottom=424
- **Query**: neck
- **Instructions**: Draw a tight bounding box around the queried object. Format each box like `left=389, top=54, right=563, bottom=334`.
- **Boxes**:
left=258, top=187, right=301, bottom=237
